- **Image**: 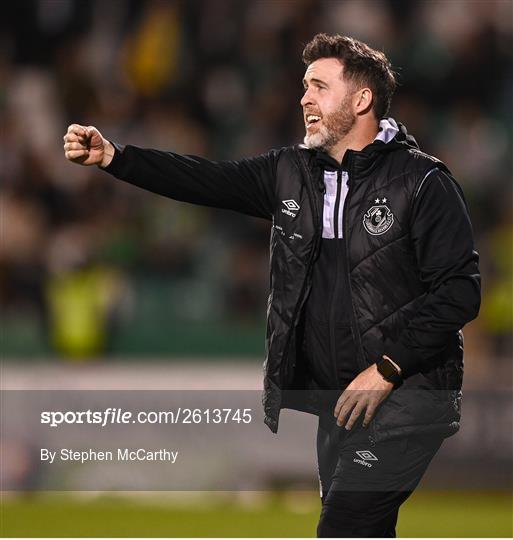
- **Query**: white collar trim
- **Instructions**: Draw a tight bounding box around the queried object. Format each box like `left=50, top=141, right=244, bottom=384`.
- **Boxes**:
left=374, top=117, right=399, bottom=144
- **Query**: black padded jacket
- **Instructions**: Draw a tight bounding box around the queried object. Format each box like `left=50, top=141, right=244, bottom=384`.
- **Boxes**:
left=103, top=121, right=481, bottom=442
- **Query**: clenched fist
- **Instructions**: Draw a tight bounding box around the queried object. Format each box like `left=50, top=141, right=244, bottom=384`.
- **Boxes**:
left=63, top=124, right=115, bottom=168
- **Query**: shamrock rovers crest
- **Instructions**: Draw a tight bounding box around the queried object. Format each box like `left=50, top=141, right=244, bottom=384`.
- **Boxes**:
left=363, top=198, right=394, bottom=235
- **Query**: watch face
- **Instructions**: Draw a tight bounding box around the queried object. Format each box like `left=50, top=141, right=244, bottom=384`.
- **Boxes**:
left=379, top=360, right=399, bottom=380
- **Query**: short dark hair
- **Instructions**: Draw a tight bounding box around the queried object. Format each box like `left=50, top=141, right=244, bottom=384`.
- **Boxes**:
left=302, top=33, right=397, bottom=119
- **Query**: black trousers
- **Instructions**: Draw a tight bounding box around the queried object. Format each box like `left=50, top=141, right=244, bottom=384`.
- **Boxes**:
left=316, top=412, right=444, bottom=538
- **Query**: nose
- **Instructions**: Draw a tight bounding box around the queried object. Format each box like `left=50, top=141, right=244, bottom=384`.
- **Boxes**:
left=300, top=88, right=313, bottom=108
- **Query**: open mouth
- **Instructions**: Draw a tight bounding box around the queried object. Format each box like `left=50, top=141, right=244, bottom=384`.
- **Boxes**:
left=305, top=114, right=321, bottom=129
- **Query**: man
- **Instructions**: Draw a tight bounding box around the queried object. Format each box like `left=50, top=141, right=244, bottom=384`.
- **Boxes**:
left=64, top=34, right=480, bottom=537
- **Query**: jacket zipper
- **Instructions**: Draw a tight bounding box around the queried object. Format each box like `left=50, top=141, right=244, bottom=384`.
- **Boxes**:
left=328, top=170, right=343, bottom=387
left=333, top=170, right=343, bottom=239
left=342, top=152, right=378, bottom=444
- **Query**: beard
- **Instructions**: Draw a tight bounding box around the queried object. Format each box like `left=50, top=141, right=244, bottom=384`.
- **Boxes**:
left=303, top=94, right=356, bottom=151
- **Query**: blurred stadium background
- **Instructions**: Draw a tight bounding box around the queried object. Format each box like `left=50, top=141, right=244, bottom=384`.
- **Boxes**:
left=1, top=0, right=512, bottom=537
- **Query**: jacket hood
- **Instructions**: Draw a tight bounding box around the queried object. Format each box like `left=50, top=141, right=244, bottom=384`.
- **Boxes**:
left=369, top=117, right=419, bottom=153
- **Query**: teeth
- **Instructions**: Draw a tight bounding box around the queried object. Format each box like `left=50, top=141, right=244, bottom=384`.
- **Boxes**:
left=307, top=115, right=321, bottom=122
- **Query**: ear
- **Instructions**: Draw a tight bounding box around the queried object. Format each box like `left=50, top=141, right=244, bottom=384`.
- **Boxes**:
left=354, top=87, right=373, bottom=115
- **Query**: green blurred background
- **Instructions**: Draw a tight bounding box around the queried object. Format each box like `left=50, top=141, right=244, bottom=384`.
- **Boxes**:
left=1, top=0, right=512, bottom=361
left=1, top=0, right=512, bottom=537
left=2, top=491, right=512, bottom=537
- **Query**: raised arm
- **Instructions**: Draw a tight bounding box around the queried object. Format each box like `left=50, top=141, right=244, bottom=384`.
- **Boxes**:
left=63, top=124, right=277, bottom=220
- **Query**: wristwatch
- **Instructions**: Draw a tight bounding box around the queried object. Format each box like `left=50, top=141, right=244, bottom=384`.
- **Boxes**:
left=377, top=357, right=403, bottom=389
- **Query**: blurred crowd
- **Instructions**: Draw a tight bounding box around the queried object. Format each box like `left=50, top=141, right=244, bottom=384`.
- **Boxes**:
left=1, top=0, right=512, bottom=360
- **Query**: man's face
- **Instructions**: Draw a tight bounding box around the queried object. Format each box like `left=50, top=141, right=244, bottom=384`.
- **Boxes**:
left=301, top=57, right=356, bottom=151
